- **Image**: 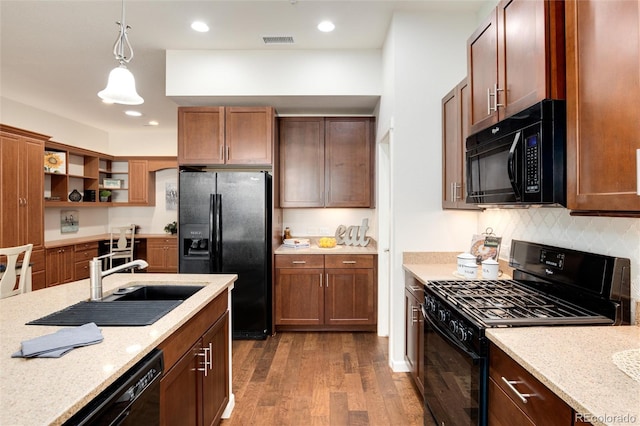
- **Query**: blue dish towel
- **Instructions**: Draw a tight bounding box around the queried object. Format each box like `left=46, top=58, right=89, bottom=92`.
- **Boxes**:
left=12, top=322, right=104, bottom=358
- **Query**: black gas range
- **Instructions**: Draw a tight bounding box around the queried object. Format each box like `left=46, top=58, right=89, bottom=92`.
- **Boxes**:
left=422, top=240, right=631, bottom=426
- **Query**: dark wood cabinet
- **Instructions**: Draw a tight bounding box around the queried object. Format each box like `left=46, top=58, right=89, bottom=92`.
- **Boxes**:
left=178, top=107, right=225, bottom=165
left=0, top=125, right=48, bottom=290
left=178, top=106, right=274, bottom=167
left=468, top=0, right=565, bottom=134
left=45, top=245, right=74, bottom=287
left=146, top=237, right=178, bottom=273
left=565, top=0, right=640, bottom=215
left=404, top=273, right=424, bottom=397
left=160, top=290, right=229, bottom=426
left=324, top=255, right=376, bottom=326
left=275, top=254, right=376, bottom=331
left=442, top=78, right=478, bottom=210
left=489, top=343, right=573, bottom=426
left=278, top=117, right=325, bottom=207
left=278, top=117, right=375, bottom=208
left=201, top=311, right=230, bottom=426
left=274, top=256, right=324, bottom=326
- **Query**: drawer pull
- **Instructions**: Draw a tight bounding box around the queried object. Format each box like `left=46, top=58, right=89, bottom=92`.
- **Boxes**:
left=292, top=260, right=306, bottom=264
left=501, top=377, right=533, bottom=404
left=342, top=260, right=357, bottom=264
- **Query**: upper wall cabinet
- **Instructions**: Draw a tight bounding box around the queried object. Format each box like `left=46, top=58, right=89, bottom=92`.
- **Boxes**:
left=467, top=0, right=565, bottom=135
left=279, top=117, right=375, bottom=208
left=442, top=78, right=480, bottom=210
left=565, top=0, right=640, bottom=215
left=178, top=106, right=275, bottom=166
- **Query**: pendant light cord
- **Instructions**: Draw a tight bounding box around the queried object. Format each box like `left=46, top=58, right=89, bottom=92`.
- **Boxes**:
left=112, top=0, right=134, bottom=65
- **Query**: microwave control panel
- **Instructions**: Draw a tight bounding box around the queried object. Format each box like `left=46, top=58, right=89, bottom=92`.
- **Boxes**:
left=525, top=134, right=540, bottom=193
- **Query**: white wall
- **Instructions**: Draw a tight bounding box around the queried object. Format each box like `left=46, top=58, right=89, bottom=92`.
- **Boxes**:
left=1, top=97, right=108, bottom=152
left=166, top=50, right=381, bottom=97
left=381, top=11, right=480, bottom=371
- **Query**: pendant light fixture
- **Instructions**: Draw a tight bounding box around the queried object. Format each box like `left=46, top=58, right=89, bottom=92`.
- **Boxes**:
left=98, top=0, right=144, bottom=105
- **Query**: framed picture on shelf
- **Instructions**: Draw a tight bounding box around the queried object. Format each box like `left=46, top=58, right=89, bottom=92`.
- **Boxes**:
left=103, top=179, right=122, bottom=189
left=44, top=151, right=66, bottom=174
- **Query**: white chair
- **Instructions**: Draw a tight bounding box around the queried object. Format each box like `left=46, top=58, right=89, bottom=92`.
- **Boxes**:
left=109, top=224, right=136, bottom=272
left=0, top=243, right=33, bottom=299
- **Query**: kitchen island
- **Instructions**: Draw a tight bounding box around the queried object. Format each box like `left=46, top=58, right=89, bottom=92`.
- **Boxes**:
left=0, top=272, right=236, bottom=425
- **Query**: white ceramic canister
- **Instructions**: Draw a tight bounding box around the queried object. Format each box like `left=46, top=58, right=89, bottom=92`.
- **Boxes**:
left=457, top=252, right=477, bottom=275
left=481, top=258, right=501, bottom=280
left=462, top=263, right=478, bottom=279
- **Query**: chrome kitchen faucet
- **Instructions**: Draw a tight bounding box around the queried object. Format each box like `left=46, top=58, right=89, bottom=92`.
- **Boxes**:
left=89, top=253, right=148, bottom=301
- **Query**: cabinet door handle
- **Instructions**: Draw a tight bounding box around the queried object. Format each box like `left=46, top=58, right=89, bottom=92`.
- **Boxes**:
left=494, top=83, right=504, bottom=110
left=219, top=145, right=224, bottom=161
left=501, top=377, right=534, bottom=404
left=292, top=260, right=306, bottom=264
left=487, top=87, right=492, bottom=115
left=207, top=342, right=213, bottom=372
left=198, top=347, right=210, bottom=376
left=412, top=306, right=419, bottom=324
left=326, top=273, right=329, bottom=288
left=342, top=260, right=357, bottom=264
left=226, top=146, right=230, bottom=161
left=320, top=273, right=323, bottom=287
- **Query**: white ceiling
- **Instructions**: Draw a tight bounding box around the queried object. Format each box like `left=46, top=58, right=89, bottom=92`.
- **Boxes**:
left=1, top=0, right=486, bottom=133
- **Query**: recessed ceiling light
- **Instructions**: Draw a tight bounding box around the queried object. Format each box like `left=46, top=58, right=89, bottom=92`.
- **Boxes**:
left=317, top=20, right=335, bottom=32
left=125, top=110, right=142, bottom=117
left=147, top=120, right=159, bottom=126
left=191, top=21, right=210, bottom=32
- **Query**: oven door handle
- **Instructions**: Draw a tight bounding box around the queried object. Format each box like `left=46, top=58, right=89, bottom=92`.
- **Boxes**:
left=421, top=304, right=482, bottom=362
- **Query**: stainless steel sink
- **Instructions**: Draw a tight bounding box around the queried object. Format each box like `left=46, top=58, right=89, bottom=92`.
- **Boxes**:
left=27, top=284, right=205, bottom=327
left=103, top=285, right=204, bottom=302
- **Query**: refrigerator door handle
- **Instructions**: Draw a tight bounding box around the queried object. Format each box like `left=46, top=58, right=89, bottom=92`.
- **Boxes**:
left=209, top=194, right=215, bottom=273
left=211, top=193, right=223, bottom=272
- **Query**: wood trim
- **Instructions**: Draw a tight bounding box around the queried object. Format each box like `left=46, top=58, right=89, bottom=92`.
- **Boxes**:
left=0, top=124, right=50, bottom=141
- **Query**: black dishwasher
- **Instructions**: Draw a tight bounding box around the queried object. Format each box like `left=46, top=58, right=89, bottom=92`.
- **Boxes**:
left=64, top=349, right=163, bottom=425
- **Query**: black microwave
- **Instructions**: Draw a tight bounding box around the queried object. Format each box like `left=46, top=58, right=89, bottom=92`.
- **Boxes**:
left=465, top=99, right=566, bottom=207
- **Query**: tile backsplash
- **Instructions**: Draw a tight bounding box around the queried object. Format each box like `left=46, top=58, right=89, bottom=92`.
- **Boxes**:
left=478, top=208, right=640, bottom=324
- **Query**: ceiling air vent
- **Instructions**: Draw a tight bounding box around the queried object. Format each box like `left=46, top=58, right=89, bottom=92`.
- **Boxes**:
left=262, top=35, right=295, bottom=45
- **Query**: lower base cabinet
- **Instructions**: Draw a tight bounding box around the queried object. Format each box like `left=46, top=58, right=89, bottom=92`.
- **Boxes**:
left=159, top=290, right=229, bottom=426
left=274, top=254, right=377, bottom=331
left=404, top=273, right=424, bottom=396
left=45, top=245, right=74, bottom=287
left=146, top=237, right=178, bottom=273
left=488, top=343, right=576, bottom=426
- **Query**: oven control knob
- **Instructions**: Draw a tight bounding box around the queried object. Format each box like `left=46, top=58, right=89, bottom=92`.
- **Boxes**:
left=457, top=326, right=470, bottom=342
left=448, top=320, right=458, bottom=334
left=425, top=296, right=437, bottom=313
left=438, top=309, right=450, bottom=323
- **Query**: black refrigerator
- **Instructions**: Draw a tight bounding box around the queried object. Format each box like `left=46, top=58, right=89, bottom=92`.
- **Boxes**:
left=178, top=170, right=272, bottom=340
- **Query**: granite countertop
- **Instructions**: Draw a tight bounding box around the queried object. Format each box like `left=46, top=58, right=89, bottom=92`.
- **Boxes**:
left=487, top=327, right=640, bottom=426
left=0, top=273, right=236, bottom=425
left=275, top=238, right=378, bottom=255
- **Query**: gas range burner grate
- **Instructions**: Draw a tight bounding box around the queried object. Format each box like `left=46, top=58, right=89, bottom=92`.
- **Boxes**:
left=427, top=279, right=613, bottom=327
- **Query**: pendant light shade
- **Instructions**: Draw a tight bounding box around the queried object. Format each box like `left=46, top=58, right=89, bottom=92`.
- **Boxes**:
left=98, top=0, right=144, bottom=105
left=98, top=65, right=143, bottom=105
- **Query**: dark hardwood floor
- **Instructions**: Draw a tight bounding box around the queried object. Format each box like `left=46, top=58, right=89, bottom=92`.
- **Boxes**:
left=221, top=332, right=426, bottom=426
